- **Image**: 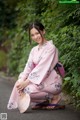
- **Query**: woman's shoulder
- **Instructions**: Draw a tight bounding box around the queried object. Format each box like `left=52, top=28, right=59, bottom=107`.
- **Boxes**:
left=46, top=40, right=56, bottom=50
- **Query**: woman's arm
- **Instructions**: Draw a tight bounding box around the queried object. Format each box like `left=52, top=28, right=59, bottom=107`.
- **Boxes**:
left=18, top=48, right=35, bottom=81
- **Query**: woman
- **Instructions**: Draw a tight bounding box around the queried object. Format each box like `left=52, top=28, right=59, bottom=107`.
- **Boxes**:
left=7, top=20, right=64, bottom=113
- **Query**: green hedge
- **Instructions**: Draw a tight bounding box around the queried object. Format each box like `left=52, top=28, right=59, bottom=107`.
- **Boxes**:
left=0, top=50, right=7, bottom=71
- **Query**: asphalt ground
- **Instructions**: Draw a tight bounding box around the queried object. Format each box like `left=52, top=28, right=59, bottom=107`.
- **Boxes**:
left=0, top=77, right=80, bottom=120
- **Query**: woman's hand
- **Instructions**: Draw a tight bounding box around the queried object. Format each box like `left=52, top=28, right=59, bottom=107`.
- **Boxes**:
left=16, top=79, right=29, bottom=92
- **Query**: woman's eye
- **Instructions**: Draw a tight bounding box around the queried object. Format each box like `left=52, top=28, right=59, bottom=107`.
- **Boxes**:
left=36, top=32, right=39, bottom=35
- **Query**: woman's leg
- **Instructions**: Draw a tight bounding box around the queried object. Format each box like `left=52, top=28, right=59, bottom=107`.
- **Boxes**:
left=40, top=71, right=63, bottom=109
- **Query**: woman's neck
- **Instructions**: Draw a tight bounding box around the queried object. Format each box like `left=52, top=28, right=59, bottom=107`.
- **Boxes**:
left=39, top=39, right=47, bottom=46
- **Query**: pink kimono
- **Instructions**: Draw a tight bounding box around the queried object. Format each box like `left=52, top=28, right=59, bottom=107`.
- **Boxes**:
left=7, top=40, right=62, bottom=110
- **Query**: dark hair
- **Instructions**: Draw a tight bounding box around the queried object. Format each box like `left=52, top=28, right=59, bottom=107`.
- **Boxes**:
left=28, top=20, right=45, bottom=44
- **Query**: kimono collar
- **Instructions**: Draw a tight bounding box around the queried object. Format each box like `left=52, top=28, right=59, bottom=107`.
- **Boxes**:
left=37, top=40, right=53, bottom=51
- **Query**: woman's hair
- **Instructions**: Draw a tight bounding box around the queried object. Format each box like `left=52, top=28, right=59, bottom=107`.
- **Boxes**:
left=28, top=20, right=45, bottom=44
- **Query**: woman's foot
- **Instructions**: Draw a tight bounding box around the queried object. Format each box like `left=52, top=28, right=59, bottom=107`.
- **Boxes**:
left=44, top=95, right=61, bottom=109
left=42, top=95, right=65, bottom=110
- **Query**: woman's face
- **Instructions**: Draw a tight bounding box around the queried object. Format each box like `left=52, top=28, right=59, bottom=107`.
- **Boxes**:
left=30, top=28, right=45, bottom=44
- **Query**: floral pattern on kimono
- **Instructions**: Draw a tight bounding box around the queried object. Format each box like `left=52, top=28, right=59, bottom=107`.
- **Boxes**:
left=28, top=42, right=57, bottom=85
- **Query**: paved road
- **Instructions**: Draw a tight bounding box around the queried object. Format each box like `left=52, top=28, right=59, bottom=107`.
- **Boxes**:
left=0, top=77, right=80, bottom=120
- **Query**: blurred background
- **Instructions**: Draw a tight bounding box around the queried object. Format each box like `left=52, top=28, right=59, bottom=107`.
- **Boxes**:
left=0, top=0, right=80, bottom=109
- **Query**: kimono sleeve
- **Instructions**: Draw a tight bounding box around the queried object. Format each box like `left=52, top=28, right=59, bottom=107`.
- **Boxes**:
left=28, top=45, right=58, bottom=85
left=18, top=48, right=35, bottom=81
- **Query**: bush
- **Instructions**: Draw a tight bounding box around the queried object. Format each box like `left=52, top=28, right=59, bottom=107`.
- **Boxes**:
left=0, top=50, right=7, bottom=71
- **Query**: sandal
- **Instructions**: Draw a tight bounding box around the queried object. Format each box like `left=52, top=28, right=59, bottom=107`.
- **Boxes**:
left=32, top=100, right=65, bottom=110
left=42, top=103, right=65, bottom=110
left=42, top=99, right=65, bottom=110
left=31, top=100, right=49, bottom=110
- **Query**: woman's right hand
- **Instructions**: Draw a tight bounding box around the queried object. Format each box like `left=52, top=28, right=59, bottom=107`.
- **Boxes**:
left=16, top=79, right=30, bottom=95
